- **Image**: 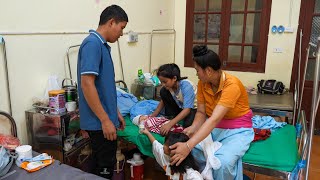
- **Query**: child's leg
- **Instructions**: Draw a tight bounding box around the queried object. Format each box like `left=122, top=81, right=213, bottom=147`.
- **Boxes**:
left=159, top=87, right=181, bottom=117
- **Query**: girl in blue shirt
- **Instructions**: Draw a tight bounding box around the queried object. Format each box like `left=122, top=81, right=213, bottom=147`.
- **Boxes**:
left=151, top=63, right=197, bottom=136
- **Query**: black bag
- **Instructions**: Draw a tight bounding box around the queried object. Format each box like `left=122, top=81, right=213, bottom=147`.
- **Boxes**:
left=257, top=79, right=285, bottom=94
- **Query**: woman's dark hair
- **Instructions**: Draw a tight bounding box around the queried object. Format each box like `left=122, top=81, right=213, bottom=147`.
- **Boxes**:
left=99, top=5, right=128, bottom=25
left=192, top=45, right=221, bottom=70
left=157, top=63, right=187, bottom=81
left=165, top=132, right=199, bottom=174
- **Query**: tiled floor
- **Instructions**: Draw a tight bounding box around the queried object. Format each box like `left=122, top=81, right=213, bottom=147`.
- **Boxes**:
left=124, top=135, right=320, bottom=180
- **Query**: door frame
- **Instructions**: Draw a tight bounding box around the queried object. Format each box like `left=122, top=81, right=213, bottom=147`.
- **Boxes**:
left=290, top=0, right=314, bottom=91
left=290, top=0, right=320, bottom=132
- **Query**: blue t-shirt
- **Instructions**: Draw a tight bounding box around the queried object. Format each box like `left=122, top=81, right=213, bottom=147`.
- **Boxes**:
left=77, top=30, right=119, bottom=130
left=170, top=79, right=197, bottom=109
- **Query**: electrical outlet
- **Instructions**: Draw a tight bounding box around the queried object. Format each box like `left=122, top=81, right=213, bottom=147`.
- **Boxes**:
left=127, top=31, right=138, bottom=43
left=273, top=48, right=283, bottom=53
left=284, top=27, right=294, bottom=33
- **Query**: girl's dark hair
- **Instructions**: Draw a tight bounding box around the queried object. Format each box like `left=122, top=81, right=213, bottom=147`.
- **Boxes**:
left=99, top=5, right=128, bottom=25
left=192, top=45, right=221, bottom=70
left=157, top=63, right=187, bottom=81
left=165, top=132, right=199, bottom=174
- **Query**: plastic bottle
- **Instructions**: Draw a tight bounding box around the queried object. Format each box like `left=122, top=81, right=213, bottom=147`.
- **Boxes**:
left=138, top=121, right=145, bottom=134
left=113, top=149, right=125, bottom=180
left=115, top=150, right=125, bottom=173
left=138, top=69, right=145, bottom=84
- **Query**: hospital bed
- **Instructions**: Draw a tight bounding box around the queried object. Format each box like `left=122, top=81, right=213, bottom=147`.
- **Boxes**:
left=115, top=80, right=309, bottom=180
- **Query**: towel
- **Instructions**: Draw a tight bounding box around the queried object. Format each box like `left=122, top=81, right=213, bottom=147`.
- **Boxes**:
left=199, top=135, right=222, bottom=180
left=252, top=115, right=287, bottom=132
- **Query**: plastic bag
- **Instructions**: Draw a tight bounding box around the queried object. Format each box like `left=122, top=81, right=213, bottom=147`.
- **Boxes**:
left=44, top=75, right=61, bottom=100
left=0, top=134, right=20, bottom=150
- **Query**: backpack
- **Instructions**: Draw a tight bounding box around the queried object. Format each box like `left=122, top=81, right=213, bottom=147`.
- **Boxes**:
left=257, top=79, right=285, bottom=95
left=0, top=146, right=17, bottom=177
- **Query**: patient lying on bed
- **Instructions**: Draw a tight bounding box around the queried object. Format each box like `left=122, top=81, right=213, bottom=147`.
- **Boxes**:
left=132, top=115, right=184, bottom=134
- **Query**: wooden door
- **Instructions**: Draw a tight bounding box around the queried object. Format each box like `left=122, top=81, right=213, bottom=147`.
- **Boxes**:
left=291, top=0, right=320, bottom=133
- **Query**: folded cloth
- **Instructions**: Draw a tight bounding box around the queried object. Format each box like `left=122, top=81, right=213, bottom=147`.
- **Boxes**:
left=252, top=115, right=287, bottom=132
left=199, top=134, right=222, bottom=180
left=253, top=128, right=271, bottom=142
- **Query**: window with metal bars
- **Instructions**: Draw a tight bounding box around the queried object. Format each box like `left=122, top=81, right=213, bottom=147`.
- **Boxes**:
left=184, top=0, right=272, bottom=73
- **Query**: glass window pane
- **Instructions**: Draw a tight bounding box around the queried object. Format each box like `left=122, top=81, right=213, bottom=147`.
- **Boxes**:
left=310, top=16, right=320, bottom=47
left=228, top=46, right=241, bottom=62
left=315, top=0, right=320, bottom=13
left=229, top=14, right=244, bottom=43
left=207, top=45, right=219, bottom=55
left=243, top=46, right=258, bottom=63
left=209, top=0, right=222, bottom=12
left=231, top=0, right=245, bottom=11
left=309, top=16, right=320, bottom=57
left=248, top=0, right=262, bottom=11
left=309, top=45, right=317, bottom=58
left=245, top=13, right=261, bottom=43
left=208, top=14, right=221, bottom=43
left=193, top=14, right=206, bottom=42
left=194, top=0, right=207, bottom=12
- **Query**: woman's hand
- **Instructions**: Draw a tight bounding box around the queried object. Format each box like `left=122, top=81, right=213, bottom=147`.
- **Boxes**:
left=160, top=122, right=172, bottom=136
left=169, top=142, right=191, bottom=166
left=183, top=125, right=196, bottom=137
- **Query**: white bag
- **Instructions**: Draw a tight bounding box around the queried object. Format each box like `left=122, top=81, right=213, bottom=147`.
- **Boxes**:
left=43, top=75, right=61, bottom=100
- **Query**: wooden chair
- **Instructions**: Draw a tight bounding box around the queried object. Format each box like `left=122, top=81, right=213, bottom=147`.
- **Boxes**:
left=0, top=111, right=17, bottom=137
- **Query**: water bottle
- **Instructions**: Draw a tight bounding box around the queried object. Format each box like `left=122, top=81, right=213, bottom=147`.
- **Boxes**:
left=138, top=69, right=145, bottom=84
left=139, top=121, right=145, bottom=134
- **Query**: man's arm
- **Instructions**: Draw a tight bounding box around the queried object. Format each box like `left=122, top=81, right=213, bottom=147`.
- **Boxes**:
left=81, top=74, right=116, bottom=140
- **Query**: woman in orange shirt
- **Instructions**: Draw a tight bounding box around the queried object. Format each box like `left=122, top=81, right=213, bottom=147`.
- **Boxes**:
left=170, top=45, right=254, bottom=179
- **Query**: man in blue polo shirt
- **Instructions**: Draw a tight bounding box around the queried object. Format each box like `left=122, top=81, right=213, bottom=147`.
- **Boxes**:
left=77, top=5, right=128, bottom=179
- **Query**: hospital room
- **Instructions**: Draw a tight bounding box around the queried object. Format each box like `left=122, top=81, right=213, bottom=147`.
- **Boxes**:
left=0, top=0, right=320, bottom=179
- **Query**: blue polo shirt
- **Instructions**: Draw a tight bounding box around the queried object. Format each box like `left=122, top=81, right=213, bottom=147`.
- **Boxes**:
left=77, top=30, right=119, bottom=130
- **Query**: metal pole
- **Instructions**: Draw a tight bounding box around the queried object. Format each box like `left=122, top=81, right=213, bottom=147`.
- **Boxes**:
left=66, top=44, right=80, bottom=83
left=149, top=29, right=176, bottom=72
left=117, top=40, right=125, bottom=81
left=1, top=38, right=12, bottom=115
left=298, top=45, right=310, bottom=121
left=294, top=30, right=303, bottom=125
left=305, top=37, right=320, bottom=179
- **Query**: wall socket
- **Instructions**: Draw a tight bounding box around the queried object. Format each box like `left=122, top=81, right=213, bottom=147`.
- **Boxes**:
left=273, top=47, right=283, bottom=53
left=127, top=31, right=138, bottom=43
left=284, top=27, right=294, bottom=33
